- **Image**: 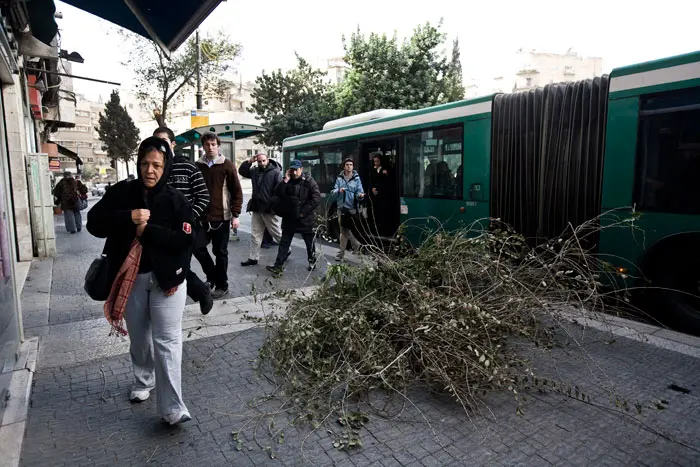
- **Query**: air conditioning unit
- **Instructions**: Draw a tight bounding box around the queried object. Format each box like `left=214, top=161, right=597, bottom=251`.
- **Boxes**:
left=26, top=74, right=43, bottom=119
left=18, top=32, right=57, bottom=60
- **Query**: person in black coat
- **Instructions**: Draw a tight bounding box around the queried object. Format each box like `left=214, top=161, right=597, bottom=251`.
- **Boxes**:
left=87, top=136, right=194, bottom=426
left=368, top=153, right=393, bottom=237
left=266, top=160, right=321, bottom=274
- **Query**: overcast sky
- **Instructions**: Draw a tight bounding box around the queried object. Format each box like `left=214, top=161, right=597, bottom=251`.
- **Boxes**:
left=55, top=0, right=700, bottom=102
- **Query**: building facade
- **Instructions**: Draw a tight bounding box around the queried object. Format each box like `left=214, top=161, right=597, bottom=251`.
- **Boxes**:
left=313, top=57, right=350, bottom=85
left=50, top=93, right=113, bottom=179
left=0, top=1, right=74, bottom=395
left=465, top=48, right=604, bottom=97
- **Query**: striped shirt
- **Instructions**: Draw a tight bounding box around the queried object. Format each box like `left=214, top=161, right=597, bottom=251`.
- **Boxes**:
left=168, top=156, right=210, bottom=220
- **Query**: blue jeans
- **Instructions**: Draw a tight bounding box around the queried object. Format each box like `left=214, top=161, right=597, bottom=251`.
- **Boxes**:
left=63, top=208, right=82, bottom=233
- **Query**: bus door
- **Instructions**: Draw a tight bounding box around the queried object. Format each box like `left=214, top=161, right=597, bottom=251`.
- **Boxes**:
left=359, top=138, right=401, bottom=242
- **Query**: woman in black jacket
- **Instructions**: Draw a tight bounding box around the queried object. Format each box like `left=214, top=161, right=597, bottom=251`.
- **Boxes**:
left=87, top=136, right=194, bottom=426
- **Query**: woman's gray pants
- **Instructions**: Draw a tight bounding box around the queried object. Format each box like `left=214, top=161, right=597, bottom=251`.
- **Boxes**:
left=124, top=272, right=189, bottom=418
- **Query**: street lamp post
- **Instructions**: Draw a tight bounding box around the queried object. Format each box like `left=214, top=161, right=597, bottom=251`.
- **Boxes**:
left=196, top=30, right=203, bottom=110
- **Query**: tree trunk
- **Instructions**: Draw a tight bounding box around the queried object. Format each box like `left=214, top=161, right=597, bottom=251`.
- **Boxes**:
left=155, top=110, right=166, bottom=127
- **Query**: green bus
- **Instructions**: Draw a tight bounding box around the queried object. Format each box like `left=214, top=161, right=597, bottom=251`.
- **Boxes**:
left=282, top=50, right=700, bottom=333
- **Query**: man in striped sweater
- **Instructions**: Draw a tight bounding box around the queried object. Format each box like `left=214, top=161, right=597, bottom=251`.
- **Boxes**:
left=153, top=127, right=214, bottom=314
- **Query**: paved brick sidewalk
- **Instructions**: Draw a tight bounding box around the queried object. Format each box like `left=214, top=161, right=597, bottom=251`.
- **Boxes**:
left=21, top=324, right=700, bottom=466
left=16, top=199, right=700, bottom=466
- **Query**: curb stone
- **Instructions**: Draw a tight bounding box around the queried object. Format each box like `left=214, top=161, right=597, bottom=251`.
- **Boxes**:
left=0, top=337, right=38, bottom=467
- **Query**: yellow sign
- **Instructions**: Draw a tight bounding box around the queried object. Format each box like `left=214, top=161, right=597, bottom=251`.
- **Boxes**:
left=191, top=110, right=209, bottom=128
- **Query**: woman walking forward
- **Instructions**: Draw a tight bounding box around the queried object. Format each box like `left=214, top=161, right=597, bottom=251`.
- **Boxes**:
left=87, top=137, right=195, bottom=425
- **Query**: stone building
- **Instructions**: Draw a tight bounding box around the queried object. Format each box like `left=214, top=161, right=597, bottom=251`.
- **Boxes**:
left=465, top=48, right=603, bottom=97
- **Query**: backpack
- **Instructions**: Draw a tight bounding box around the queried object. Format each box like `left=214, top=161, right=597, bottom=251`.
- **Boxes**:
left=60, top=179, right=80, bottom=208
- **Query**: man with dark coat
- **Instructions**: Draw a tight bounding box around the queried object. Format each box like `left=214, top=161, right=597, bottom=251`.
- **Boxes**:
left=368, top=152, right=392, bottom=237
left=238, top=152, right=283, bottom=266
left=266, top=160, right=321, bottom=275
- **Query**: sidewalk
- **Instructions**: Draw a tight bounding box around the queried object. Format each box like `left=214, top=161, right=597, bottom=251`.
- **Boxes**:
left=11, top=208, right=700, bottom=466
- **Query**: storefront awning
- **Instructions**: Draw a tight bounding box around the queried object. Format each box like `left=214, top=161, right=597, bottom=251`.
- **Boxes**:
left=49, top=141, right=84, bottom=165
left=58, top=0, right=223, bottom=55
left=175, top=123, right=266, bottom=145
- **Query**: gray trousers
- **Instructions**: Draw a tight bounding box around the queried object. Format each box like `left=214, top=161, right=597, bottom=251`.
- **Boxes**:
left=63, top=208, right=82, bottom=233
left=249, top=212, right=282, bottom=261
left=124, top=272, right=188, bottom=417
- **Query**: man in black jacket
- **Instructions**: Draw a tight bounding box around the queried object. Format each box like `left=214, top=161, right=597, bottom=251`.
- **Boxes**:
left=266, top=160, right=321, bottom=275
left=153, top=127, right=213, bottom=315
left=368, top=152, right=392, bottom=237
left=238, top=152, right=283, bottom=266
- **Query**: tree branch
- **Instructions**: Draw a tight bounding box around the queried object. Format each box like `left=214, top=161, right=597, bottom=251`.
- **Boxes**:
left=166, top=69, right=197, bottom=104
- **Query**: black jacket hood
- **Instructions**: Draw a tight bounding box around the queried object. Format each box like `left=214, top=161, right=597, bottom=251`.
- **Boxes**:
left=137, top=136, right=174, bottom=196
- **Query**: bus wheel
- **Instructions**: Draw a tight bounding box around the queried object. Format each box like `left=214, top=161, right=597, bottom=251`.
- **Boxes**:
left=652, top=256, right=700, bottom=336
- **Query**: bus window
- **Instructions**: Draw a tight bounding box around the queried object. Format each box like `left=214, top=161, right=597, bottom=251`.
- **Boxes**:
left=294, top=148, right=323, bottom=187
left=634, top=87, right=700, bottom=215
left=320, top=142, right=357, bottom=193
left=283, top=151, right=295, bottom=168
left=402, top=125, right=463, bottom=199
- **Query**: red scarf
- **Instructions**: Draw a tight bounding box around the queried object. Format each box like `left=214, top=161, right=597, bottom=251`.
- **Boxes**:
left=103, top=238, right=179, bottom=336
left=104, top=239, right=142, bottom=336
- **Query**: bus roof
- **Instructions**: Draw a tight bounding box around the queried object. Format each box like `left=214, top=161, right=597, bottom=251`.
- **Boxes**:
left=609, top=50, right=700, bottom=96
left=283, top=94, right=493, bottom=149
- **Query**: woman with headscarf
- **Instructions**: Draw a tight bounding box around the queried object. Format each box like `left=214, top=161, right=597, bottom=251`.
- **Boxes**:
left=87, top=136, right=195, bottom=425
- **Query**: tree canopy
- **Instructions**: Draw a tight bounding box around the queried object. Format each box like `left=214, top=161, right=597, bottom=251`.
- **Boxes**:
left=249, top=20, right=464, bottom=147
left=336, top=21, right=464, bottom=116
left=95, top=90, right=140, bottom=173
left=249, top=55, right=335, bottom=149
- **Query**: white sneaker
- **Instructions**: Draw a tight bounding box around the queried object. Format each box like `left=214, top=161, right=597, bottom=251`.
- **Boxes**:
left=129, top=389, right=151, bottom=403
left=162, top=411, right=192, bottom=426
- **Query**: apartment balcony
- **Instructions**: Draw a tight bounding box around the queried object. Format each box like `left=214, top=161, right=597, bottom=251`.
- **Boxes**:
left=41, top=61, right=76, bottom=129
left=516, top=67, right=539, bottom=76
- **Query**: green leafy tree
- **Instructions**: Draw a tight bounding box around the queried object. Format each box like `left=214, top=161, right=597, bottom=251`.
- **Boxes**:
left=80, top=166, right=96, bottom=181
left=249, top=54, right=335, bottom=149
left=336, top=20, right=464, bottom=116
left=95, top=90, right=140, bottom=175
left=121, top=30, right=241, bottom=126
left=445, top=38, right=465, bottom=102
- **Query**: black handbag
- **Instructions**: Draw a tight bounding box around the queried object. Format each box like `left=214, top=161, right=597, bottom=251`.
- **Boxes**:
left=84, top=254, right=111, bottom=301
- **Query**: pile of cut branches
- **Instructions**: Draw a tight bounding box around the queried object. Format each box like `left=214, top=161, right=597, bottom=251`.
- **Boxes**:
left=256, top=214, right=637, bottom=448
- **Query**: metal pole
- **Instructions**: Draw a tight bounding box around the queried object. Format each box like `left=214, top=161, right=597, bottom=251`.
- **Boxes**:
left=196, top=30, right=203, bottom=110
left=24, top=67, right=121, bottom=85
